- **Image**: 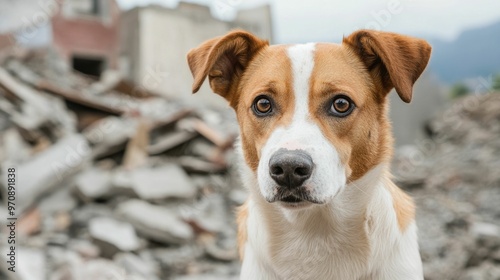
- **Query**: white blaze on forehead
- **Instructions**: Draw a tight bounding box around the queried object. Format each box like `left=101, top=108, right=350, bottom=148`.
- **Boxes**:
left=287, top=43, right=316, bottom=122
left=256, top=43, right=347, bottom=205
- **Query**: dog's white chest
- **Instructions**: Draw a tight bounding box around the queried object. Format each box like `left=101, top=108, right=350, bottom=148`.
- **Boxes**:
left=269, top=233, right=369, bottom=280
left=243, top=200, right=372, bottom=280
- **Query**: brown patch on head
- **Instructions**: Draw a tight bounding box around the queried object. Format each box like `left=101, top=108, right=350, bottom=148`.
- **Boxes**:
left=308, top=43, right=393, bottom=181
left=236, top=201, right=248, bottom=260
left=235, top=45, right=296, bottom=171
left=385, top=179, right=415, bottom=232
left=308, top=30, right=431, bottom=181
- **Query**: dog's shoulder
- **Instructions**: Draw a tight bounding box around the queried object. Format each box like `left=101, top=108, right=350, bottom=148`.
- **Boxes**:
left=236, top=200, right=249, bottom=260
left=383, top=178, right=415, bottom=233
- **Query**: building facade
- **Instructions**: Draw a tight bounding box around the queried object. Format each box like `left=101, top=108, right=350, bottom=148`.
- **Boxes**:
left=121, top=2, right=273, bottom=107
left=52, top=0, right=121, bottom=77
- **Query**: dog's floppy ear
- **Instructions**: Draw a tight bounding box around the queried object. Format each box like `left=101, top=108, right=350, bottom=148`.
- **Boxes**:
left=343, top=30, right=431, bottom=103
left=187, top=30, right=268, bottom=101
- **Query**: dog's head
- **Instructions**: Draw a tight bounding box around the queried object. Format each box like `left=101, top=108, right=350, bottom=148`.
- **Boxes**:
left=187, top=30, right=431, bottom=209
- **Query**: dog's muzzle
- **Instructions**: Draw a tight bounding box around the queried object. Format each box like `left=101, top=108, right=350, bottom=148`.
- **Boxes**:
left=268, top=149, right=322, bottom=205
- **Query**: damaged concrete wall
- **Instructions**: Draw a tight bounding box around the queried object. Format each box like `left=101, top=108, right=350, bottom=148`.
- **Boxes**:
left=389, top=72, right=447, bottom=146
left=52, top=0, right=121, bottom=71
left=120, top=2, right=273, bottom=108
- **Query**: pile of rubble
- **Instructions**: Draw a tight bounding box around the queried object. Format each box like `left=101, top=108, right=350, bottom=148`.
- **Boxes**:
left=394, top=93, right=500, bottom=280
left=0, top=50, right=244, bottom=280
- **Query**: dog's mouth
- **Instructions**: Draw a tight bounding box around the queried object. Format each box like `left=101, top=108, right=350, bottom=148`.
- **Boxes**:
left=270, top=188, right=323, bottom=205
left=280, top=195, right=304, bottom=203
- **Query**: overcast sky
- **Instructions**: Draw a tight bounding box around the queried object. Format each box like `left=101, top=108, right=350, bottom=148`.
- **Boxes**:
left=117, top=0, right=500, bottom=43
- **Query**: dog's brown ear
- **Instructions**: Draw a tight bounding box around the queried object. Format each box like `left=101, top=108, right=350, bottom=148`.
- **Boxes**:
left=187, top=30, right=268, bottom=101
left=343, top=30, right=431, bottom=103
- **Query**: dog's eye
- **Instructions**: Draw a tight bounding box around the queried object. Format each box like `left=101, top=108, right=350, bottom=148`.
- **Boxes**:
left=252, top=96, right=272, bottom=116
left=329, top=96, right=354, bottom=117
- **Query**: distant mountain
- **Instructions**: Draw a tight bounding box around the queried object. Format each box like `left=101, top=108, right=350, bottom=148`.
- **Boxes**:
left=427, top=21, right=500, bottom=84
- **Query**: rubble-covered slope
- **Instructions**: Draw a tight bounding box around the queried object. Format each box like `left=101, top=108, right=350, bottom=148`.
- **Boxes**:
left=394, top=93, right=500, bottom=280
left=0, top=51, right=242, bottom=280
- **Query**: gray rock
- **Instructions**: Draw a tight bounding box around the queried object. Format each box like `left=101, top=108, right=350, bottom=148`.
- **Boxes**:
left=110, top=168, right=137, bottom=197
left=491, top=248, right=500, bottom=262
left=49, top=252, right=148, bottom=280
left=458, top=262, right=500, bottom=280
left=47, top=248, right=83, bottom=280
left=203, top=238, right=238, bottom=262
left=79, top=259, right=129, bottom=280
left=68, top=239, right=101, bottom=259
left=88, top=217, right=140, bottom=257
left=471, top=222, right=500, bottom=239
left=1, top=247, right=46, bottom=280
left=180, top=193, right=228, bottom=234
left=9, top=134, right=90, bottom=213
left=1, top=128, right=31, bottom=163
left=48, top=249, right=150, bottom=280
left=416, top=191, right=475, bottom=280
left=173, top=275, right=239, bottom=280
left=114, top=252, right=160, bottom=280
left=82, top=116, right=137, bottom=159
left=0, top=67, right=54, bottom=130
left=117, top=199, right=194, bottom=244
left=38, top=186, right=77, bottom=214
left=131, top=164, right=196, bottom=200
left=74, top=168, right=112, bottom=201
left=152, top=245, right=204, bottom=275
left=229, top=189, right=248, bottom=205
left=46, top=234, right=70, bottom=247
left=71, top=204, right=114, bottom=228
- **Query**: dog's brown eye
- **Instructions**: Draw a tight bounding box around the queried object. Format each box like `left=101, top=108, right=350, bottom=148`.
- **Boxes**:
left=333, top=98, right=350, bottom=112
left=329, top=96, right=354, bottom=117
left=253, top=96, right=272, bottom=116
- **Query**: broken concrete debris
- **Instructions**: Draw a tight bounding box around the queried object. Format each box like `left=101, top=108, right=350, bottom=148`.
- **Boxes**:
left=14, top=134, right=91, bottom=213
left=394, top=93, right=500, bottom=279
left=117, top=199, right=194, bottom=244
left=89, top=217, right=141, bottom=257
left=131, top=164, right=197, bottom=200
left=75, top=168, right=113, bottom=201
left=0, top=50, right=241, bottom=279
left=17, top=248, right=46, bottom=280
left=114, top=252, right=161, bottom=280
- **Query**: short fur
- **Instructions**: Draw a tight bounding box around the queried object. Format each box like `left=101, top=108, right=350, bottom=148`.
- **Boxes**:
left=187, top=29, right=431, bottom=280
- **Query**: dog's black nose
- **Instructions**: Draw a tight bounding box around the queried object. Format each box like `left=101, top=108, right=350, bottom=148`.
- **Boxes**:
left=269, top=149, right=313, bottom=188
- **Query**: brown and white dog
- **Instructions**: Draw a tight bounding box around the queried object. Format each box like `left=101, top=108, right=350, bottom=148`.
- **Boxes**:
left=187, top=29, right=431, bottom=280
